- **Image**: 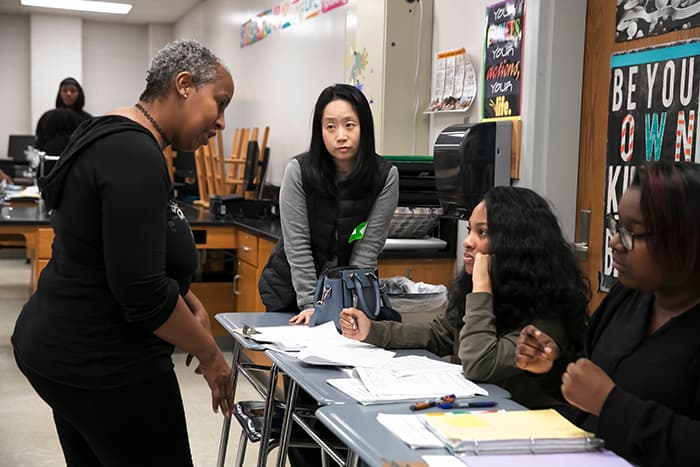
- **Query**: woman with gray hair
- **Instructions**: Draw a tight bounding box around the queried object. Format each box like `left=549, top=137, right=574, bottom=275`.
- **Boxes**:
left=12, top=40, right=234, bottom=466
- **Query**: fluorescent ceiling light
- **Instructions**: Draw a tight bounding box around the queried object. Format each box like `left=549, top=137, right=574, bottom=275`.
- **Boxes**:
left=20, top=0, right=133, bottom=15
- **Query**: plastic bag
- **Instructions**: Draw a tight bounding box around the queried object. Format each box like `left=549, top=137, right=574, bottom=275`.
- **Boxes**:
left=379, top=276, right=448, bottom=324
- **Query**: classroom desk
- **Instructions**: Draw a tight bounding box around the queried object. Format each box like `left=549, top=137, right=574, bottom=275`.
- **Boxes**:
left=266, top=349, right=512, bottom=467
left=214, top=312, right=294, bottom=467
left=316, top=398, right=526, bottom=467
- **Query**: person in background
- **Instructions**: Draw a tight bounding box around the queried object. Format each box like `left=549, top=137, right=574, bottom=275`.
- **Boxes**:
left=515, top=161, right=700, bottom=467
left=12, top=40, right=234, bottom=466
left=258, top=83, right=399, bottom=323
left=35, top=77, right=92, bottom=156
left=342, top=186, right=590, bottom=409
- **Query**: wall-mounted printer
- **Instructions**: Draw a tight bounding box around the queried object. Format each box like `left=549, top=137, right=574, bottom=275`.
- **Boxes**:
left=434, top=121, right=512, bottom=219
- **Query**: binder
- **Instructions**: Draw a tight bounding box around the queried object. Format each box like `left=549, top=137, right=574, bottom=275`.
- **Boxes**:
left=420, top=409, right=604, bottom=455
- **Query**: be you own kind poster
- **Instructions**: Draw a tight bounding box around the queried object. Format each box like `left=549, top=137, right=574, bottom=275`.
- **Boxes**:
left=601, top=40, right=700, bottom=291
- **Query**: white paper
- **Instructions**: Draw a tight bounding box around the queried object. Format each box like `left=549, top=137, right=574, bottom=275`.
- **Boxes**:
left=422, top=455, right=466, bottom=467
left=381, top=355, right=462, bottom=376
left=355, top=367, right=488, bottom=399
left=297, top=345, right=395, bottom=367
left=376, top=413, right=444, bottom=449
left=245, top=321, right=360, bottom=351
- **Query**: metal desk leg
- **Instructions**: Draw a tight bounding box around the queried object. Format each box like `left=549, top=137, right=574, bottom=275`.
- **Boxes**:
left=275, top=378, right=298, bottom=467
left=346, top=451, right=359, bottom=467
left=216, top=341, right=242, bottom=467
left=257, top=363, right=280, bottom=467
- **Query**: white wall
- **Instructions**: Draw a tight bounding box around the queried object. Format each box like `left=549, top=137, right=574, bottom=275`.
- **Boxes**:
left=30, top=14, right=83, bottom=130
left=0, top=14, right=30, bottom=158
left=0, top=12, right=173, bottom=157
left=83, top=21, right=150, bottom=114
left=175, top=0, right=349, bottom=185
left=429, top=0, right=586, bottom=271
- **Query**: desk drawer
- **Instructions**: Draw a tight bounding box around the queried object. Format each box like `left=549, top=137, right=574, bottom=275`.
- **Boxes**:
left=191, top=226, right=236, bottom=249
left=237, top=231, right=259, bottom=266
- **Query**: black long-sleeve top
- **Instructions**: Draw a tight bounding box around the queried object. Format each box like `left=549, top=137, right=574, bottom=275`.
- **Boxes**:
left=12, top=116, right=197, bottom=389
left=573, top=282, right=700, bottom=466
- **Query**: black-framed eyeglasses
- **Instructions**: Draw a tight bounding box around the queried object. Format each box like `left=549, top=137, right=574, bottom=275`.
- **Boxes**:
left=606, top=213, right=652, bottom=251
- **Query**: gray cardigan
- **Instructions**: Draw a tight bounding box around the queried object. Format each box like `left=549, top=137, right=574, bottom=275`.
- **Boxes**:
left=279, top=158, right=399, bottom=310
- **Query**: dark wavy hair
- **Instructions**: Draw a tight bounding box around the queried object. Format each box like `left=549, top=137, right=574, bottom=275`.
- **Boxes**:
left=632, top=161, right=700, bottom=279
left=55, top=77, right=85, bottom=112
left=446, top=186, right=590, bottom=349
left=307, top=84, right=379, bottom=198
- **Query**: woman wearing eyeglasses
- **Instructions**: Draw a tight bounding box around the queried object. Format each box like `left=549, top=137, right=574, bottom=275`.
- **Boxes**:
left=515, top=161, right=700, bottom=467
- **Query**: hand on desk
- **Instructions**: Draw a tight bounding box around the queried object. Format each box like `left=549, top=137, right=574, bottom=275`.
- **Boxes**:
left=562, top=358, right=615, bottom=417
left=340, top=308, right=370, bottom=341
left=0, top=169, right=13, bottom=185
left=515, top=325, right=560, bottom=374
left=289, top=308, right=314, bottom=325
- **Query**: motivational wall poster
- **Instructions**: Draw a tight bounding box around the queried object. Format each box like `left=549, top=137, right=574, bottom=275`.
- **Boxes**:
left=483, top=0, right=524, bottom=120
left=601, top=40, right=700, bottom=291
left=616, top=0, right=700, bottom=42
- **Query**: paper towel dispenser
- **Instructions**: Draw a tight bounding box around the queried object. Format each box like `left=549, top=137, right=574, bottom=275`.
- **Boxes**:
left=433, top=121, right=511, bottom=219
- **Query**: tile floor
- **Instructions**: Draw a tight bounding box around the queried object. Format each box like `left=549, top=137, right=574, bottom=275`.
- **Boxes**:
left=0, top=249, right=270, bottom=466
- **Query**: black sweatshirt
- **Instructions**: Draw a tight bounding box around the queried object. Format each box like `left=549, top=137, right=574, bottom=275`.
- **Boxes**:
left=12, top=116, right=197, bottom=389
left=573, top=282, right=700, bottom=466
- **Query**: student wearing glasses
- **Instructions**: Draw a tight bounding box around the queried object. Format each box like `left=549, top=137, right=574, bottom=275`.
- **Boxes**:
left=515, top=161, right=700, bottom=467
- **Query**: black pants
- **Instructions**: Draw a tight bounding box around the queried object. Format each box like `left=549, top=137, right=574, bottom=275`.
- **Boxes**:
left=16, top=356, right=193, bottom=467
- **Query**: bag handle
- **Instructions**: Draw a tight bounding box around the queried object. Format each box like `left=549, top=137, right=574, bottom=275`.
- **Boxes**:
left=351, top=271, right=381, bottom=318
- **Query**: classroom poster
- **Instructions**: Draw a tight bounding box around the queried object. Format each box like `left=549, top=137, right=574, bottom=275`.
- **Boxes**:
left=428, top=48, right=477, bottom=112
left=241, top=0, right=342, bottom=48
left=616, top=0, right=700, bottom=42
left=482, top=0, right=524, bottom=120
left=600, top=40, right=700, bottom=291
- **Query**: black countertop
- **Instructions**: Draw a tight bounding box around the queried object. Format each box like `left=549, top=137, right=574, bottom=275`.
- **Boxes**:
left=0, top=201, right=453, bottom=258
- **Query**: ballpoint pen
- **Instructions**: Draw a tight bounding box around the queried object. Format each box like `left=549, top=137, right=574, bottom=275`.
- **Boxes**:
left=438, top=400, right=497, bottom=409
left=410, top=394, right=456, bottom=411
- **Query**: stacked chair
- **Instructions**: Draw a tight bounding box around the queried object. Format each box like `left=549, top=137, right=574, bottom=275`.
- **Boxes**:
left=191, top=126, right=270, bottom=208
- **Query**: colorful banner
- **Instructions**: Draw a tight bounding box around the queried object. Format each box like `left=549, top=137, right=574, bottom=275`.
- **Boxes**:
left=616, top=0, right=700, bottom=42
left=241, top=0, right=347, bottom=48
left=601, top=40, right=700, bottom=291
left=482, top=0, right=524, bottom=120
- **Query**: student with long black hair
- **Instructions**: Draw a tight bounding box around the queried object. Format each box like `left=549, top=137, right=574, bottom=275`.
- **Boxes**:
left=515, top=161, right=700, bottom=466
left=342, top=186, right=590, bottom=408
left=259, top=84, right=399, bottom=322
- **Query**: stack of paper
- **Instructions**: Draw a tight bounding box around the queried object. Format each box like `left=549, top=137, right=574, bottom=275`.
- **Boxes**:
left=420, top=409, right=604, bottom=455
left=327, top=356, right=488, bottom=404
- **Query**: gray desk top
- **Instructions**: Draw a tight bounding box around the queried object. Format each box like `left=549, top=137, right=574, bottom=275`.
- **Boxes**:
left=316, top=397, right=526, bottom=466
left=216, top=312, right=512, bottom=403
left=215, top=312, right=293, bottom=350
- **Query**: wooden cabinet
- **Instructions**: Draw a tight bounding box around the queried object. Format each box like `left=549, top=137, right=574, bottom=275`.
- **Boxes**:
left=234, top=231, right=277, bottom=313
left=31, top=227, right=54, bottom=291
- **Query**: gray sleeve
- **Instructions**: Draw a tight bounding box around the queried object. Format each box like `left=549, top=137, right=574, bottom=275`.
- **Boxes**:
left=364, top=313, right=456, bottom=357
left=349, top=165, right=399, bottom=268
left=458, top=292, right=522, bottom=381
left=279, top=159, right=317, bottom=311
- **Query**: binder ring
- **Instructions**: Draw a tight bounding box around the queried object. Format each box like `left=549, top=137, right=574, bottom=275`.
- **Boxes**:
left=473, top=439, right=479, bottom=455
left=530, top=437, right=536, bottom=454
